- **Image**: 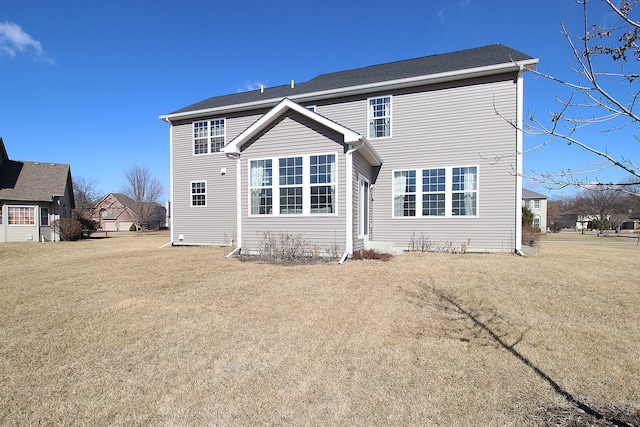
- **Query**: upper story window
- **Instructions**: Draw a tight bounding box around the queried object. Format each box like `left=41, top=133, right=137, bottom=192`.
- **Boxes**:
left=393, top=166, right=478, bottom=218
left=193, top=118, right=225, bottom=155
left=8, top=206, right=35, bottom=225
left=250, top=153, right=337, bottom=216
left=191, top=181, right=207, bottom=207
left=368, top=96, right=391, bottom=139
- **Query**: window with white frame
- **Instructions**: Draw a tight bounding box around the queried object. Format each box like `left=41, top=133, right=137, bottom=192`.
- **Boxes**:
left=422, top=168, right=446, bottom=216
left=393, top=166, right=478, bottom=218
left=452, top=166, right=477, bottom=216
left=249, top=153, right=337, bottom=216
left=533, top=216, right=541, bottom=228
left=368, top=96, right=391, bottom=138
left=393, top=170, right=417, bottom=217
left=310, top=154, right=336, bottom=214
left=250, top=159, right=273, bottom=215
left=193, top=118, right=225, bottom=155
left=534, top=199, right=540, bottom=209
left=191, top=181, right=206, bottom=206
left=40, top=207, right=50, bottom=226
left=8, top=206, right=35, bottom=225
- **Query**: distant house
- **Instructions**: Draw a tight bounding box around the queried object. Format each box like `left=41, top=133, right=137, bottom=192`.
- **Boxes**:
left=93, top=192, right=166, bottom=231
left=160, top=44, right=538, bottom=255
left=522, top=188, right=548, bottom=232
left=0, top=137, right=75, bottom=242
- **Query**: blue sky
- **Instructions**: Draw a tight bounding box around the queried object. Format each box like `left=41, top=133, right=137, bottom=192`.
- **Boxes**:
left=0, top=0, right=633, bottom=199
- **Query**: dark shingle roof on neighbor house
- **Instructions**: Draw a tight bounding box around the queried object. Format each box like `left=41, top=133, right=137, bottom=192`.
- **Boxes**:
left=165, top=44, right=536, bottom=117
left=522, top=188, right=547, bottom=199
left=0, top=138, right=73, bottom=203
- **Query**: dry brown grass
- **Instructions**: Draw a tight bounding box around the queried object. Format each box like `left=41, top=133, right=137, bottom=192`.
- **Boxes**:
left=1, top=231, right=639, bottom=426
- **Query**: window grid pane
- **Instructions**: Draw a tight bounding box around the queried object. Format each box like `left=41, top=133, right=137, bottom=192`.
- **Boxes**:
left=310, top=185, right=335, bottom=214
left=368, top=96, right=391, bottom=138
left=422, top=168, right=446, bottom=216
left=250, top=159, right=273, bottom=214
left=280, top=187, right=303, bottom=214
left=393, top=170, right=416, bottom=217
left=8, top=207, right=35, bottom=225
left=452, top=167, right=477, bottom=216
left=191, top=182, right=206, bottom=206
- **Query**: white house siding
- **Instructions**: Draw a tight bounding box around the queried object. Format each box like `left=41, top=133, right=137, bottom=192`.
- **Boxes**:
left=352, top=150, right=374, bottom=252
left=170, top=111, right=262, bottom=245
left=318, top=74, right=520, bottom=251
left=238, top=111, right=348, bottom=255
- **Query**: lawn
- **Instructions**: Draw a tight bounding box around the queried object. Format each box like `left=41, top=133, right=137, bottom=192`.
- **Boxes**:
left=1, top=231, right=638, bottom=426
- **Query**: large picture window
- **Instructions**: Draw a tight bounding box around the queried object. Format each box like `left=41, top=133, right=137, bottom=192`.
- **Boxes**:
left=193, top=118, right=225, bottom=155
left=368, top=96, right=391, bottom=138
left=249, top=153, right=337, bottom=216
left=8, top=206, right=35, bottom=225
left=393, top=166, right=478, bottom=218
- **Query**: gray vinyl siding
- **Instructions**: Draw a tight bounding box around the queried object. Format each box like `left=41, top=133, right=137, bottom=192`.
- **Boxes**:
left=352, top=151, right=374, bottom=252
left=238, top=111, right=348, bottom=255
left=319, top=74, right=520, bottom=251
left=373, top=76, right=519, bottom=251
left=170, top=111, right=262, bottom=245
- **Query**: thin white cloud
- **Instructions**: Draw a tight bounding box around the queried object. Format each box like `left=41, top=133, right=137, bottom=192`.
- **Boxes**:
left=0, top=20, right=54, bottom=64
left=237, top=80, right=267, bottom=93
left=437, top=8, right=446, bottom=23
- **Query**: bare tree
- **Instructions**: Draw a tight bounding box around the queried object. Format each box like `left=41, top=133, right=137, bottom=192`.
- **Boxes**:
left=72, top=175, right=100, bottom=237
left=120, top=164, right=165, bottom=232
left=574, top=185, right=627, bottom=234
left=519, top=0, right=640, bottom=196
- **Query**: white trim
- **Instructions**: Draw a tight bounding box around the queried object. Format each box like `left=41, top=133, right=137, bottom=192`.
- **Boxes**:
left=224, top=99, right=361, bottom=155
left=193, top=117, right=226, bottom=156
left=358, top=174, right=370, bottom=240
left=168, top=120, right=174, bottom=243
left=190, top=180, right=207, bottom=207
left=367, top=95, right=392, bottom=139
left=391, top=166, right=479, bottom=219
left=234, top=155, right=242, bottom=249
left=247, top=152, right=339, bottom=217
left=515, top=69, right=524, bottom=251
left=159, top=59, right=539, bottom=122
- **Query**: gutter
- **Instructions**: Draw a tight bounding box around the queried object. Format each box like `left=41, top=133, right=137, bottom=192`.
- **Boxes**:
left=159, top=60, right=539, bottom=122
left=162, top=116, right=176, bottom=246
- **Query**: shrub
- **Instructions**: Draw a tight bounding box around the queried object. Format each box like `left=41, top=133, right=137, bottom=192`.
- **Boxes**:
left=129, top=224, right=137, bottom=232
left=51, top=218, right=83, bottom=241
left=522, top=225, right=541, bottom=246
left=76, top=216, right=98, bottom=238
left=352, top=249, right=393, bottom=262
left=549, top=220, right=563, bottom=233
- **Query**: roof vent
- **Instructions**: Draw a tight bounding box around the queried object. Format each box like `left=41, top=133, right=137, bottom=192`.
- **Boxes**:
left=260, top=85, right=264, bottom=93
left=34, top=162, right=40, bottom=165
left=291, top=80, right=295, bottom=89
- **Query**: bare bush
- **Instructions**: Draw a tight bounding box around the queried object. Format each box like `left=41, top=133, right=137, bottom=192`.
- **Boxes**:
left=51, top=218, right=83, bottom=241
left=408, top=232, right=471, bottom=254
left=246, top=231, right=341, bottom=263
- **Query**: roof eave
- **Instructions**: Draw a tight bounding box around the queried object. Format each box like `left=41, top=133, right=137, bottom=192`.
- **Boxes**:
left=159, top=59, right=539, bottom=122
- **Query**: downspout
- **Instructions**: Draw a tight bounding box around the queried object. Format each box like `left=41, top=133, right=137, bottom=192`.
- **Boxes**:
left=339, top=139, right=366, bottom=264
left=515, top=66, right=525, bottom=256
left=225, top=153, right=242, bottom=258
left=162, top=117, right=175, bottom=246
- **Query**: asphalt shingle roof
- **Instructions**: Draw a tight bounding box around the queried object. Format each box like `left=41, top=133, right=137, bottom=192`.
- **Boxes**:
left=522, top=188, right=547, bottom=199
left=0, top=139, right=72, bottom=203
left=168, top=44, right=535, bottom=115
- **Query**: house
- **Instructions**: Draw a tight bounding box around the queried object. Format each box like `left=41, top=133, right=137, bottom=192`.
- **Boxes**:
left=159, top=44, right=538, bottom=256
left=522, top=188, right=548, bottom=232
left=93, top=192, right=166, bottom=231
left=0, top=137, right=74, bottom=242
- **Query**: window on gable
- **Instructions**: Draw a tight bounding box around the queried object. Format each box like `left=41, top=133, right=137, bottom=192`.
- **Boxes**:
left=191, top=181, right=206, bottom=206
left=250, top=159, right=273, bottom=215
left=310, top=154, right=336, bottom=214
left=393, top=170, right=416, bottom=217
left=8, top=207, right=35, bottom=225
left=368, top=96, right=391, bottom=138
left=40, top=207, right=50, bottom=226
left=452, top=167, right=477, bottom=216
left=249, top=153, right=337, bottom=216
left=279, top=157, right=303, bottom=215
left=193, top=118, right=225, bottom=155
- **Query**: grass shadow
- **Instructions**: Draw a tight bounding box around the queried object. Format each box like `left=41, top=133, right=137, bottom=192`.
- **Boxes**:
left=426, top=285, right=635, bottom=427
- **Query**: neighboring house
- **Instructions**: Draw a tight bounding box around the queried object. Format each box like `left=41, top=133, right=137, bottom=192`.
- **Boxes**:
left=159, top=44, right=538, bottom=256
left=0, top=137, right=74, bottom=242
left=93, top=192, right=166, bottom=231
left=522, top=188, right=548, bottom=232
